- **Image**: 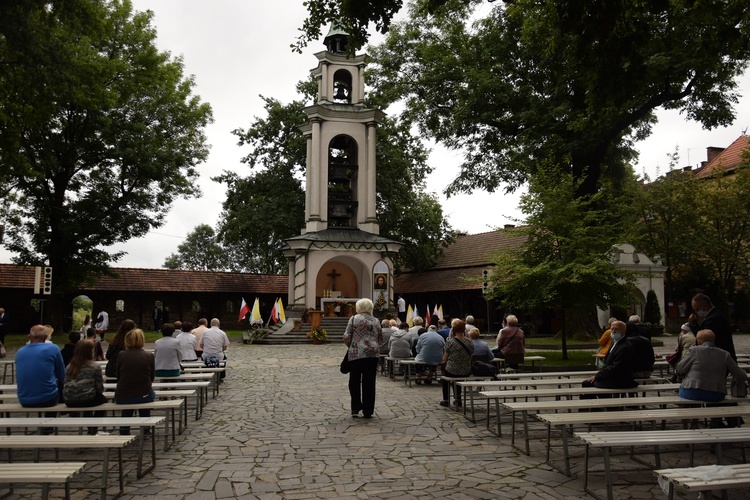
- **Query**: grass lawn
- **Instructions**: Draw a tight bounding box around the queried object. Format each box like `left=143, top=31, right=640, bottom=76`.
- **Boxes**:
left=528, top=349, right=597, bottom=367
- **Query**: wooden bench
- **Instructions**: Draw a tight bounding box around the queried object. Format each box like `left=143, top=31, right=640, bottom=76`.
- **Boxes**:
left=491, top=355, right=546, bottom=371
left=458, top=375, right=665, bottom=423
left=578, top=429, right=750, bottom=500
left=105, top=381, right=211, bottom=418
left=439, top=376, right=496, bottom=409
left=0, top=416, right=163, bottom=478
left=0, top=360, right=14, bottom=384
left=481, top=383, right=681, bottom=437
left=3, top=435, right=136, bottom=500
left=537, top=405, right=750, bottom=477
left=501, top=395, right=744, bottom=454
left=655, top=463, right=750, bottom=500
left=398, top=359, right=440, bottom=387
left=0, top=399, right=184, bottom=450
left=0, top=462, right=86, bottom=500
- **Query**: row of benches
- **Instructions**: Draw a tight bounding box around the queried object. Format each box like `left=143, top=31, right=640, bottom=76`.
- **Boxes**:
left=0, top=362, right=227, bottom=499
left=442, top=368, right=750, bottom=499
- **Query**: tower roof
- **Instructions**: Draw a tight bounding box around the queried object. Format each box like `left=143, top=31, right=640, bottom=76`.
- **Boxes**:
left=324, top=21, right=350, bottom=53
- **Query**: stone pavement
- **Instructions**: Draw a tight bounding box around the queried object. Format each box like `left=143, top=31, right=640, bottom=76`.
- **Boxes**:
left=7, top=335, right=750, bottom=499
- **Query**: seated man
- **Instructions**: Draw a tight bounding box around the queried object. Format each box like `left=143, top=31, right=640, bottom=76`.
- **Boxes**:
left=379, top=319, right=395, bottom=355
left=436, top=319, right=450, bottom=340
left=676, top=329, right=747, bottom=402
left=16, top=325, right=66, bottom=432
left=414, top=326, right=445, bottom=385
left=583, top=320, right=637, bottom=390
left=626, top=321, right=655, bottom=378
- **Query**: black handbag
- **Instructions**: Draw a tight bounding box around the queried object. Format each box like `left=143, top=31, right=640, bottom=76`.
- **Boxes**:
left=340, top=350, right=350, bottom=374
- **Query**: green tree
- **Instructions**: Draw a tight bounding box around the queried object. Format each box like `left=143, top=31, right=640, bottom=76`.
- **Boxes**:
left=692, top=168, right=750, bottom=300
left=0, top=0, right=213, bottom=297
left=643, top=289, right=662, bottom=326
left=630, top=154, right=700, bottom=300
left=486, top=167, right=636, bottom=359
left=217, top=82, right=452, bottom=274
left=369, top=1, right=750, bottom=198
left=163, top=224, right=227, bottom=271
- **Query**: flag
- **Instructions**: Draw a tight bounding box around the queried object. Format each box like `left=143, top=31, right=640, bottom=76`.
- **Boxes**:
left=238, top=298, right=250, bottom=323
left=413, top=304, right=420, bottom=321
left=277, top=298, right=286, bottom=324
left=250, top=298, right=262, bottom=324
left=268, top=298, right=279, bottom=324
left=438, top=305, right=444, bottom=320
left=406, top=304, right=414, bottom=327
left=424, top=305, right=431, bottom=327
left=433, top=304, right=439, bottom=318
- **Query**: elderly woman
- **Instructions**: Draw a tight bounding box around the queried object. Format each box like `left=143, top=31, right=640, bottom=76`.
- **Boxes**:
left=115, top=328, right=155, bottom=435
left=439, top=320, right=474, bottom=407
left=343, top=298, right=383, bottom=419
left=493, top=314, right=525, bottom=368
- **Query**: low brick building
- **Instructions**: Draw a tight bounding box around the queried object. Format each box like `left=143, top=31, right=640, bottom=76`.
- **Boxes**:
left=0, top=264, right=287, bottom=334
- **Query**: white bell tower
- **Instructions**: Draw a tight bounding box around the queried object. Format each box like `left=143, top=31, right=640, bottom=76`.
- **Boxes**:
left=284, top=25, right=401, bottom=312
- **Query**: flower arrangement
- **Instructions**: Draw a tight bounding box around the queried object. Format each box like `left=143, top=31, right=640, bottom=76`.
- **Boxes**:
left=307, top=326, right=328, bottom=341
left=374, top=292, right=386, bottom=312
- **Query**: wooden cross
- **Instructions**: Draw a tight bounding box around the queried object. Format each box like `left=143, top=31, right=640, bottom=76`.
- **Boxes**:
left=327, top=268, right=341, bottom=290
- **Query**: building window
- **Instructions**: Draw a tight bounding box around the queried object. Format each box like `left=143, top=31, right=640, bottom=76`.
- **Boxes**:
left=115, top=300, right=125, bottom=312
left=226, top=300, right=234, bottom=313
left=192, top=301, right=200, bottom=313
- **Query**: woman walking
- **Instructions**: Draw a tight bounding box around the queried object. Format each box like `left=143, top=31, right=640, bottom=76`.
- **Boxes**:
left=343, top=298, right=383, bottom=419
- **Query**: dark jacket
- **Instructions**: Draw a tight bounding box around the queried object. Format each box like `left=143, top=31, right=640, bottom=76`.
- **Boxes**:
left=689, top=307, right=736, bottom=360
left=627, top=334, right=655, bottom=374
left=115, top=348, right=155, bottom=399
left=594, top=337, right=638, bottom=389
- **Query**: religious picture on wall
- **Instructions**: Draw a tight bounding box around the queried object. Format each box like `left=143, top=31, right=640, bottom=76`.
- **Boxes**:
left=374, top=273, right=387, bottom=289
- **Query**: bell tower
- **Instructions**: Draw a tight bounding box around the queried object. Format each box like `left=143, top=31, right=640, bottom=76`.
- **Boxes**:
left=283, top=24, right=401, bottom=313
left=300, top=24, right=382, bottom=235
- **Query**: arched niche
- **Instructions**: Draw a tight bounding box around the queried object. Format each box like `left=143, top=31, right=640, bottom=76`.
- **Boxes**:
left=332, top=69, right=353, bottom=104
left=316, top=261, right=358, bottom=299
left=328, top=134, right=358, bottom=228
left=372, top=260, right=390, bottom=309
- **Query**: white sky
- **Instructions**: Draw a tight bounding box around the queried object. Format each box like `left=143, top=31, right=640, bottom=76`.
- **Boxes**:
left=1, top=0, right=749, bottom=268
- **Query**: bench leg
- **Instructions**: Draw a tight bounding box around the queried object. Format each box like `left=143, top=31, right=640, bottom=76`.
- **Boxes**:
left=603, top=447, right=613, bottom=500
left=100, top=446, right=109, bottom=500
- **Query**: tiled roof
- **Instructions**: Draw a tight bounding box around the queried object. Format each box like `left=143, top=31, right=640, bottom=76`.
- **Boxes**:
left=431, top=229, right=527, bottom=270
left=395, top=266, right=486, bottom=293
left=395, top=229, right=527, bottom=293
left=0, top=264, right=288, bottom=294
left=695, top=135, right=750, bottom=178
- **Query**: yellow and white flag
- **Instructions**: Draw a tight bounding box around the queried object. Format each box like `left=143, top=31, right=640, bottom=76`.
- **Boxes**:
left=250, top=297, right=262, bottom=324
left=277, top=298, right=286, bottom=324
left=406, top=304, right=414, bottom=327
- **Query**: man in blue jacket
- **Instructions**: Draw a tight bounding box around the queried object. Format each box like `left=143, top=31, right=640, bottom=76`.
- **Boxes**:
left=16, top=324, right=66, bottom=408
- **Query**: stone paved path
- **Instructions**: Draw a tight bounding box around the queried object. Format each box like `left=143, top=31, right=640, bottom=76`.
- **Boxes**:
left=7, top=335, right=750, bottom=499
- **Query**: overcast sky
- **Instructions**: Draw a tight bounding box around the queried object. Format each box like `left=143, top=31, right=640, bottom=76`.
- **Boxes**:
left=2, top=0, right=749, bottom=269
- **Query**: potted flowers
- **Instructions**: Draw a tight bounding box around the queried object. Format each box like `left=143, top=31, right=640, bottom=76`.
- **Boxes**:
left=307, top=326, right=328, bottom=344
left=293, top=319, right=302, bottom=330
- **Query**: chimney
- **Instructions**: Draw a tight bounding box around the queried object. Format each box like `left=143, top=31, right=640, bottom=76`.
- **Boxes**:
left=706, top=146, right=724, bottom=164
left=683, top=166, right=692, bottom=172
left=503, top=224, right=515, bottom=229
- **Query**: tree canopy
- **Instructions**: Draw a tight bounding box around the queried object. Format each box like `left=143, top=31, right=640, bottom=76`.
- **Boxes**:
left=163, top=224, right=227, bottom=271
left=369, top=0, right=750, bottom=198
left=0, top=0, right=213, bottom=294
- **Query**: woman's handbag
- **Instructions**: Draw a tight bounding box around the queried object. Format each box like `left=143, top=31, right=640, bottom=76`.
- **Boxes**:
left=340, top=350, right=350, bottom=374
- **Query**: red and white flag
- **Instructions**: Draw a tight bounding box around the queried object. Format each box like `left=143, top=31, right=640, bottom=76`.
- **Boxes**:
left=269, top=298, right=280, bottom=324
left=238, top=298, right=250, bottom=323
left=424, top=305, right=431, bottom=327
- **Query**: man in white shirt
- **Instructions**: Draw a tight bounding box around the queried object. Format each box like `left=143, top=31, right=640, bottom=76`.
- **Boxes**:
left=200, top=318, right=229, bottom=370
left=95, top=310, right=109, bottom=342
left=397, top=295, right=406, bottom=322
left=191, top=318, right=209, bottom=358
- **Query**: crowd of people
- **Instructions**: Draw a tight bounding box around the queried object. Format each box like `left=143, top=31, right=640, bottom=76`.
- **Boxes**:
left=344, top=307, right=527, bottom=411
left=13, top=315, right=230, bottom=435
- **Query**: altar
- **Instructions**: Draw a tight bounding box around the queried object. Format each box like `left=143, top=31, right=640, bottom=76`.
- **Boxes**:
left=320, top=298, right=358, bottom=317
